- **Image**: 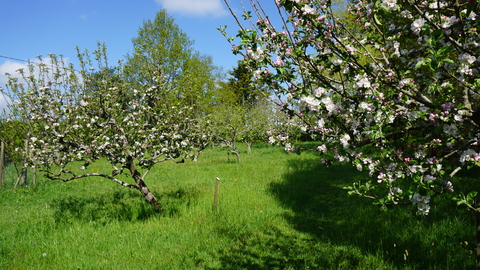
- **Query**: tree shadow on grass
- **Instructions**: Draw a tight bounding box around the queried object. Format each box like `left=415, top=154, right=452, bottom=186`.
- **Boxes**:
left=208, top=159, right=476, bottom=269
left=50, top=186, right=200, bottom=225
left=266, top=159, right=476, bottom=269
left=51, top=190, right=159, bottom=225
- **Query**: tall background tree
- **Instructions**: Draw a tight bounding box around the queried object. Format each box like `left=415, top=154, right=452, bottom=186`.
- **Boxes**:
left=124, top=10, right=217, bottom=115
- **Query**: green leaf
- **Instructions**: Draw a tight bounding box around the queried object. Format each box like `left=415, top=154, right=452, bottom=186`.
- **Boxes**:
left=442, top=58, right=454, bottom=64
left=374, top=14, right=382, bottom=26
left=429, top=59, right=438, bottom=71
left=432, top=29, right=444, bottom=42
left=436, top=46, right=453, bottom=58
left=415, top=58, right=431, bottom=69
left=467, top=191, right=478, bottom=202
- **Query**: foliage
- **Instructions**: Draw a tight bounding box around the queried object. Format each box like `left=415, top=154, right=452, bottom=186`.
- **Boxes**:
left=220, top=61, right=268, bottom=107
left=210, top=104, right=247, bottom=162
left=124, top=9, right=217, bottom=114
left=222, top=0, right=480, bottom=215
left=0, top=119, right=27, bottom=165
left=3, top=44, right=205, bottom=210
left=210, top=61, right=275, bottom=155
left=241, top=99, right=275, bottom=153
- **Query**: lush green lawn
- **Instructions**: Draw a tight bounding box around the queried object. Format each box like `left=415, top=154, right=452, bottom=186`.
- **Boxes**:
left=0, top=144, right=476, bottom=269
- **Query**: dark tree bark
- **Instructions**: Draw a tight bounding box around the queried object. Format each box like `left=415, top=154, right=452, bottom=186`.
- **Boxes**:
left=127, top=158, right=162, bottom=211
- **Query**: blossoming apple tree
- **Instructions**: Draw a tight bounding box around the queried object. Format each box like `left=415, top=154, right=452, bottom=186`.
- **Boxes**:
left=4, top=45, right=202, bottom=210
left=221, top=0, right=480, bottom=216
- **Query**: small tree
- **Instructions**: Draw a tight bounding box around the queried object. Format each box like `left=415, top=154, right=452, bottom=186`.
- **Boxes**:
left=210, top=104, right=247, bottom=162
left=5, top=45, right=203, bottom=210
left=242, top=99, right=275, bottom=153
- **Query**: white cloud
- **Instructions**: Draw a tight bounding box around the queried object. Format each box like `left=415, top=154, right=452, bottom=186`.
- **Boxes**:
left=0, top=94, right=11, bottom=115
left=0, top=57, right=72, bottom=114
left=0, top=60, right=31, bottom=114
left=0, top=60, right=28, bottom=84
left=155, top=0, right=228, bottom=17
left=0, top=57, right=71, bottom=85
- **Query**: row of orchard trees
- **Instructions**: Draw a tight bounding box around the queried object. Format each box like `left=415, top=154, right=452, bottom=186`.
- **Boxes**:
left=0, top=10, right=302, bottom=209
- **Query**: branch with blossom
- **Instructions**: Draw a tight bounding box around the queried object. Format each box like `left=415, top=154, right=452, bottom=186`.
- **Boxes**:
left=222, top=0, right=480, bottom=215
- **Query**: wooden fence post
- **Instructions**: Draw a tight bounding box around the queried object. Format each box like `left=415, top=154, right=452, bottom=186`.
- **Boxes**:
left=20, top=138, right=28, bottom=186
left=213, top=177, right=220, bottom=211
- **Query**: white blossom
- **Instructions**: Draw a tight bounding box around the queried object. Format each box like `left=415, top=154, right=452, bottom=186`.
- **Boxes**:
left=459, top=53, right=476, bottom=65
left=411, top=18, right=426, bottom=34
left=253, top=69, right=263, bottom=79
left=381, top=0, right=397, bottom=10
left=354, top=74, right=371, bottom=88
left=299, top=96, right=321, bottom=111
left=321, top=97, right=336, bottom=113
left=442, top=16, right=458, bottom=28
left=317, top=144, right=327, bottom=153
left=443, top=124, right=458, bottom=136
left=340, top=134, right=351, bottom=148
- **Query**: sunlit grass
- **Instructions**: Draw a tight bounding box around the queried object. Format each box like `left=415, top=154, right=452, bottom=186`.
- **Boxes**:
left=0, top=143, right=476, bottom=269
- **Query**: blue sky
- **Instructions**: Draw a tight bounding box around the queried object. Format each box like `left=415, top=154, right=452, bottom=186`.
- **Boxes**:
left=0, top=0, right=279, bottom=110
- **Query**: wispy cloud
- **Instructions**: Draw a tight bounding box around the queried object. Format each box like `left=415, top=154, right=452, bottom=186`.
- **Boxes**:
left=0, top=60, right=36, bottom=113
left=0, top=60, right=27, bottom=85
left=0, top=57, right=71, bottom=85
left=155, top=0, right=228, bottom=17
left=0, top=57, right=72, bottom=113
left=0, top=93, right=11, bottom=115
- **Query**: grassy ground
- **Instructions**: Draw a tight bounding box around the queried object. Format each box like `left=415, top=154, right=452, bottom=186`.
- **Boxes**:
left=0, top=143, right=476, bottom=269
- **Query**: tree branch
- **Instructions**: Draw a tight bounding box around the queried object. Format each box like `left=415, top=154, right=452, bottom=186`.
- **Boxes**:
left=46, top=173, right=136, bottom=189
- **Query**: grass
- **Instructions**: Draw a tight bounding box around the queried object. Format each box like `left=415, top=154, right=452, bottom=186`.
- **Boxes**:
left=0, top=143, right=476, bottom=269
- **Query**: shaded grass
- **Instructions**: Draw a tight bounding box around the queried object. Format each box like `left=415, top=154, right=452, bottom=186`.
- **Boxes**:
left=0, top=143, right=476, bottom=269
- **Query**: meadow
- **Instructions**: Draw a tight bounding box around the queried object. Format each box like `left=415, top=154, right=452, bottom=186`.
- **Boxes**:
left=0, top=143, right=476, bottom=269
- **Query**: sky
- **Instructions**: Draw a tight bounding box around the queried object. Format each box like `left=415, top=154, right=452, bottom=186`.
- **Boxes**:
left=0, top=0, right=279, bottom=111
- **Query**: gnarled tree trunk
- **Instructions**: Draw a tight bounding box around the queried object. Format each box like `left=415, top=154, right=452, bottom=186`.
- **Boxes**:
left=127, top=159, right=162, bottom=211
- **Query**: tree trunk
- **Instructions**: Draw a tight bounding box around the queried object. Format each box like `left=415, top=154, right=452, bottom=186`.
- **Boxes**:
left=193, top=145, right=206, bottom=162
left=245, top=142, right=252, bottom=154
left=127, top=159, right=163, bottom=211
left=232, top=147, right=241, bottom=163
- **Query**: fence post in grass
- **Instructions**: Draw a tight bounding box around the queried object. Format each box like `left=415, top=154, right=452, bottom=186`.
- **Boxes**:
left=475, top=194, right=480, bottom=270
left=20, top=137, right=28, bottom=186
left=0, top=140, right=4, bottom=188
left=213, top=177, right=220, bottom=211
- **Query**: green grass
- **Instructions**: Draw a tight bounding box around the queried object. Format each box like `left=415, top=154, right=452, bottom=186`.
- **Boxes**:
left=0, top=143, right=476, bottom=269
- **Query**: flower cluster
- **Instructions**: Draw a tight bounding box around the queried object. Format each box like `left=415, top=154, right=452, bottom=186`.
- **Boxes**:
left=411, top=193, right=431, bottom=215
